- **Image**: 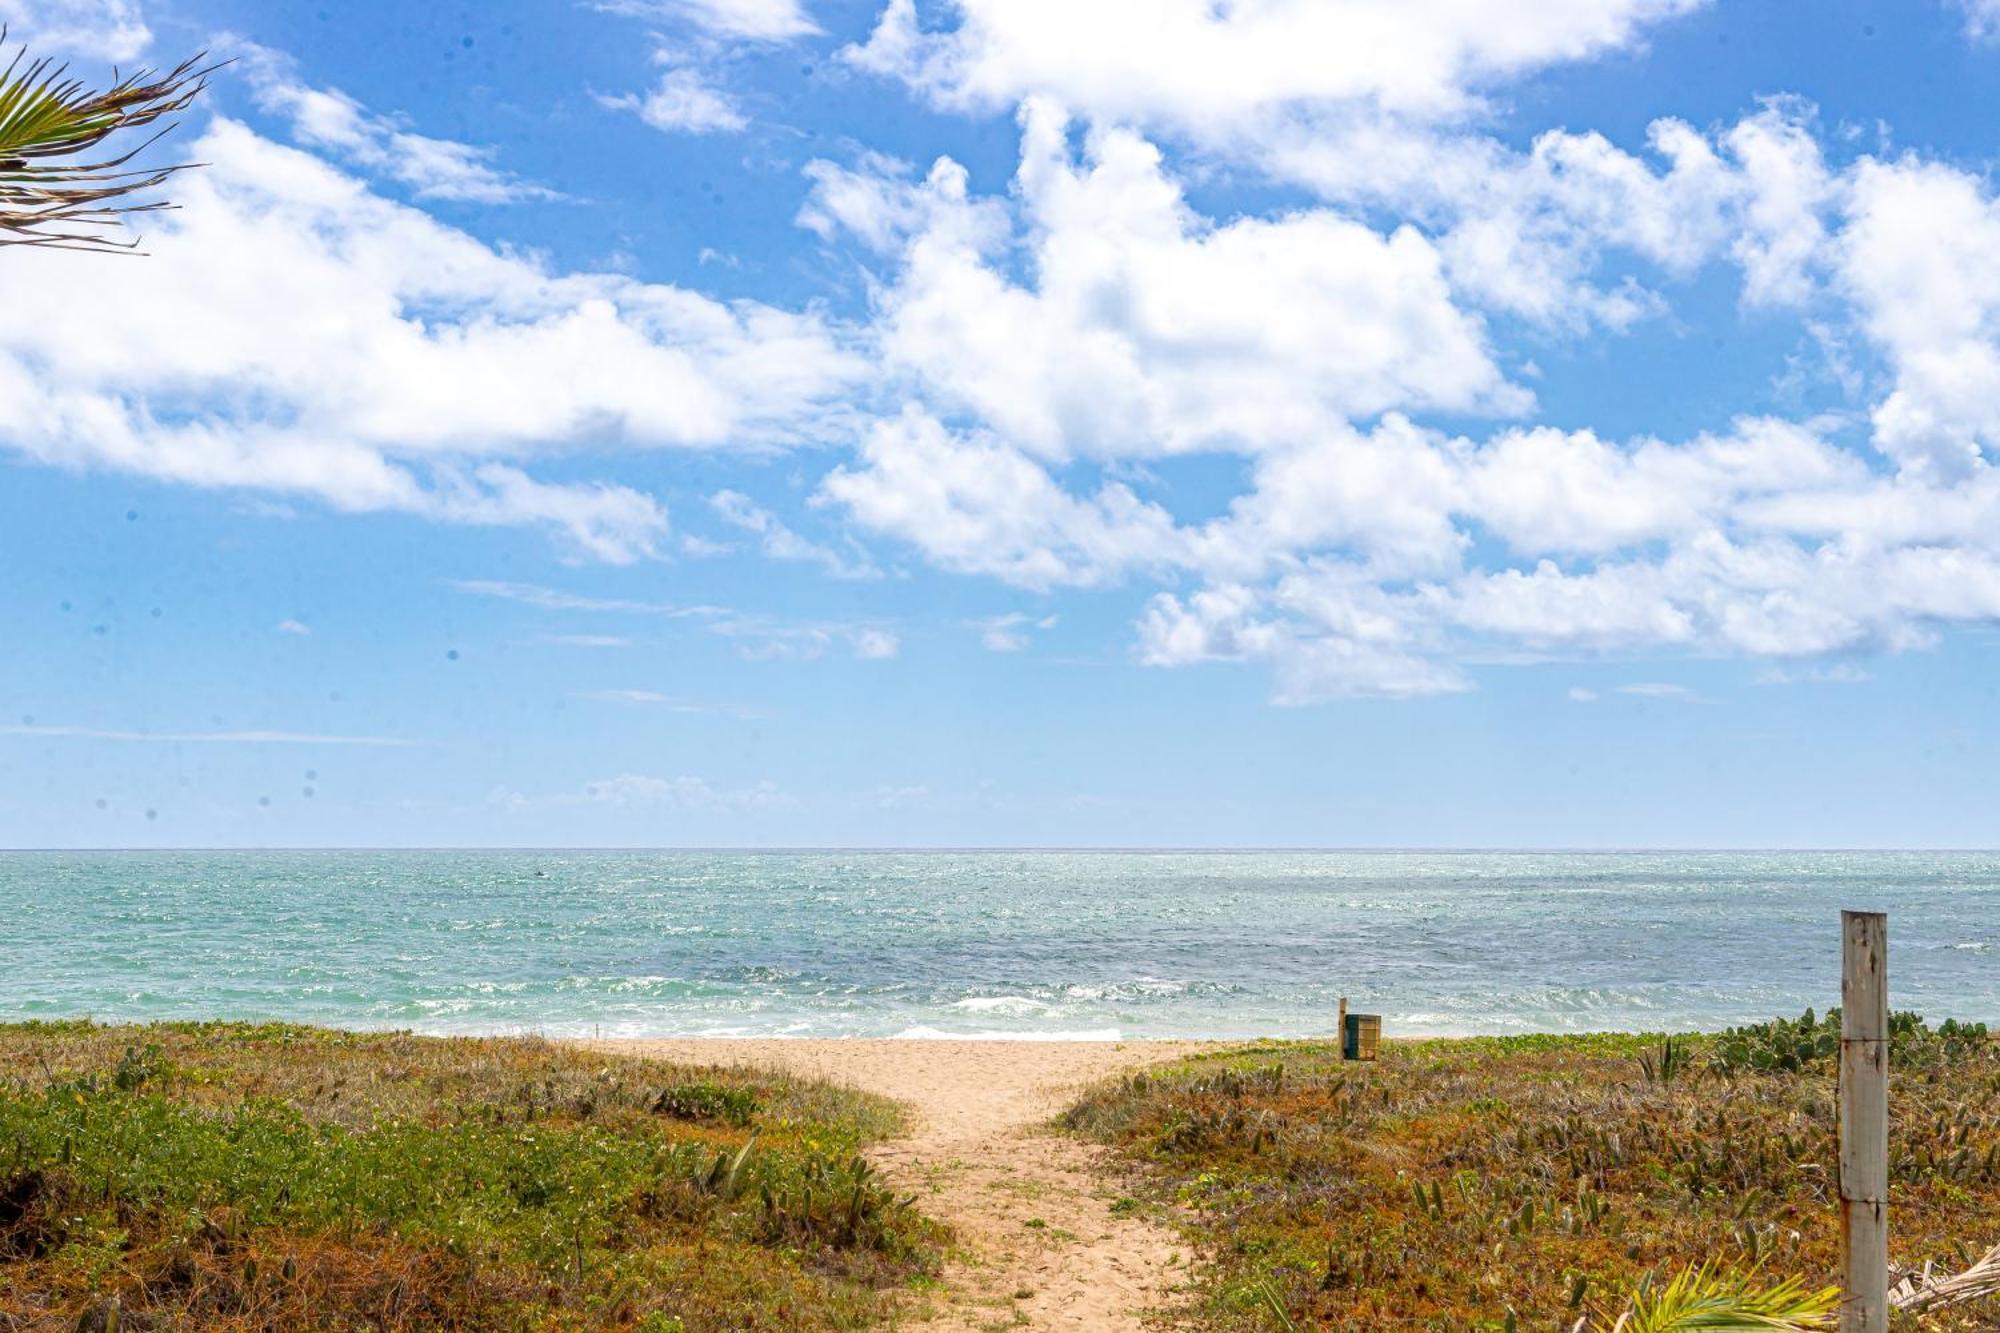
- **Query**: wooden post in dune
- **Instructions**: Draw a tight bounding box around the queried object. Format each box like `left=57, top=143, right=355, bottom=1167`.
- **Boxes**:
left=1337, top=996, right=1348, bottom=1059
left=1840, top=910, right=1889, bottom=1333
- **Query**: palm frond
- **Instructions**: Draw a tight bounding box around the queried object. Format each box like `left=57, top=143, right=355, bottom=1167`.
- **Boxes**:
left=1891, top=1241, right=2000, bottom=1315
left=0, top=24, right=222, bottom=251
left=1607, top=1263, right=1839, bottom=1332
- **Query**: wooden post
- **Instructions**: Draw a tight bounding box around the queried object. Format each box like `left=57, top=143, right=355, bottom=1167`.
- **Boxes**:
left=1840, top=910, right=1889, bottom=1333
left=1337, top=996, right=1349, bottom=1060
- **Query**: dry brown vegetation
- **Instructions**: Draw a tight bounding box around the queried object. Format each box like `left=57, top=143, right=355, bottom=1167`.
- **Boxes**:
left=1063, top=1025, right=2000, bottom=1331
left=0, top=1021, right=941, bottom=1332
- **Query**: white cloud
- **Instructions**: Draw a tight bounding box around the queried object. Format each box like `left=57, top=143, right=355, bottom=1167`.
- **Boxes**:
left=511, top=772, right=792, bottom=812
left=1614, top=682, right=1697, bottom=699
left=795, top=87, right=2000, bottom=700
left=601, top=62, right=749, bottom=135
left=1757, top=662, right=1871, bottom=685
left=448, top=579, right=894, bottom=660
left=0, top=0, right=148, bottom=61
left=1266, top=101, right=1832, bottom=332
left=1461, top=417, right=1862, bottom=557
left=1957, top=0, right=2000, bottom=40
left=532, top=633, right=631, bottom=648
left=1567, top=687, right=1599, bottom=702
left=599, top=0, right=819, bottom=41
left=854, top=628, right=901, bottom=659
left=710, top=489, right=879, bottom=578
left=448, top=580, right=719, bottom=615
left=848, top=0, right=1701, bottom=127
left=971, top=612, right=1056, bottom=652
left=701, top=611, right=900, bottom=660
left=1135, top=580, right=1468, bottom=702
left=805, top=105, right=1527, bottom=464
left=576, top=688, right=672, bottom=703
left=1, top=724, right=412, bottom=745
left=18, top=8, right=2000, bottom=710
left=574, top=690, right=766, bottom=716
left=841, top=0, right=1824, bottom=341
left=238, top=43, right=559, bottom=203
left=1837, top=155, right=2000, bottom=481
left=277, top=619, right=312, bottom=635
left=821, top=409, right=1183, bottom=590
left=0, top=118, right=857, bottom=563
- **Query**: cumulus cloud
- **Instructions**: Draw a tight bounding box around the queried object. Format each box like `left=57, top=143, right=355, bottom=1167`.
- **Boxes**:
left=16, top=4, right=2000, bottom=710
left=1837, top=155, right=2000, bottom=481
left=1267, top=100, right=1834, bottom=331
left=847, top=0, right=1701, bottom=126
left=836, top=397, right=2000, bottom=696
left=821, top=409, right=1184, bottom=589
left=0, top=118, right=857, bottom=562
left=792, top=73, right=2000, bottom=700
left=600, top=61, right=750, bottom=135
left=0, top=0, right=149, bottom=60
left=805, top=104, right=1527, bottom=463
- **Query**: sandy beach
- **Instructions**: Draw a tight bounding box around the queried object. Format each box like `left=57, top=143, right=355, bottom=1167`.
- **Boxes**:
left=582, top=1038, right=1218, bottom=1330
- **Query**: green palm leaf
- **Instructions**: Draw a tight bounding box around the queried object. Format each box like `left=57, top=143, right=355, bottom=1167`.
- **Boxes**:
left=0, top=24, right=220, bottom=252
left=1610, top=1263, right=1840, bottom=1332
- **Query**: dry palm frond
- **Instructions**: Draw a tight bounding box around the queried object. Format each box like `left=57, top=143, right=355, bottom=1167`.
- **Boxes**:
left=0, top=25, right=220, bottom=251
left=1602, top=1263, right=1839, bottom=1331
left=1891, top=1241, right=2000, bottom=1315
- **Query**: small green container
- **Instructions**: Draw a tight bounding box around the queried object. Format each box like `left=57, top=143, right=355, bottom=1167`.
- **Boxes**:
left=1343, top=1012, right=1381, bottom=1062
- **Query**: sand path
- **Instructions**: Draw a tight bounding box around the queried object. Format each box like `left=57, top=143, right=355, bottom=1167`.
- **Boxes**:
left=589, top=1039, right=1209, bottom=1331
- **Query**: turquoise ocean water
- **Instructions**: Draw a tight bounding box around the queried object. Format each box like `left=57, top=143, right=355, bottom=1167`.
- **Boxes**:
left=3, top=850, right=1995, bottom=1039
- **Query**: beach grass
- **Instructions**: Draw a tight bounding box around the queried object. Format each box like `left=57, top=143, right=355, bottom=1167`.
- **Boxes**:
left=1062, top=1021, right=1999, bottom=1330
left=0, top=1021, right=941, bottom=1331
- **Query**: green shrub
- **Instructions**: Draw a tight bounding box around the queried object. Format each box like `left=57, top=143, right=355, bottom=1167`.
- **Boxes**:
left=0, top=1022, right=938, bottom=1331
left=652, top=1080, right=763, bottom=1127
left=1710, top=1008, right=1991, bottom=1076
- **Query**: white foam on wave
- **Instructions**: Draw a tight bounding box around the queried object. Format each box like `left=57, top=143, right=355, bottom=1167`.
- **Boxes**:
left=890, top=1025, right=1125, bottom=1042
left=950, top=996, right=1049, bottom=1014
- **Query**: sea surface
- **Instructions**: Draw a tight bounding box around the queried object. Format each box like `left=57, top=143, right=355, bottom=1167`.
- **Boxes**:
left=2, top=850, right=1995, bottom=1040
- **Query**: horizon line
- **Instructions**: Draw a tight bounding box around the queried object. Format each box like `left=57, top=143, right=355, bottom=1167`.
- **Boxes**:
left=4, top=845, right=1998, bottom=855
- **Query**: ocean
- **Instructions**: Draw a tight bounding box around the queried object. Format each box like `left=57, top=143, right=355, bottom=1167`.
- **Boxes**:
left=3, top=850, right=1995, bottom=1039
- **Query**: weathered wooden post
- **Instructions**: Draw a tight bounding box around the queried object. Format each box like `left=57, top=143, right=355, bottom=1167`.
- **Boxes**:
left=1337, top=996, right=1348, bottom=1059
left=1840, top=910, right=1889, bottom=1332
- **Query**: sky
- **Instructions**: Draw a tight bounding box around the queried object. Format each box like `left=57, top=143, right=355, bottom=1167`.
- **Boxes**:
left=3, top=0, right=2000, bottom=848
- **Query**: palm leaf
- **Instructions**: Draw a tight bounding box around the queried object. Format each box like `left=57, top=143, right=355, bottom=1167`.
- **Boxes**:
left=1609, top=1263, right=1839, bottom=1332
left=1891, top=1240, right=2000, bottom=1315
left=0, top=24, right=221, bottom=251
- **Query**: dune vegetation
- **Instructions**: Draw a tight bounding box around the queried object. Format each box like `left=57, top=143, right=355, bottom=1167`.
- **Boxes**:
left=1063, top=1016, right=1999, bottom=1331
left=0, top=1021, right=941, bottom=1331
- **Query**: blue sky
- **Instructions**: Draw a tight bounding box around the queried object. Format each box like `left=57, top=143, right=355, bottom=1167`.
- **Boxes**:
left=4, top=0, right=2000, bottom=847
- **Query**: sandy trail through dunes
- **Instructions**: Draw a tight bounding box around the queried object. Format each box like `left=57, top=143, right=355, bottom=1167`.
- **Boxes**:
left=586, top=1039, right=1212, bottom=1331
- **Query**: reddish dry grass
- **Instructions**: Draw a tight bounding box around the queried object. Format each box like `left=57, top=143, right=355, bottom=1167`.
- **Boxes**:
left=1064, top=1032, right=2000, bottom=1330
